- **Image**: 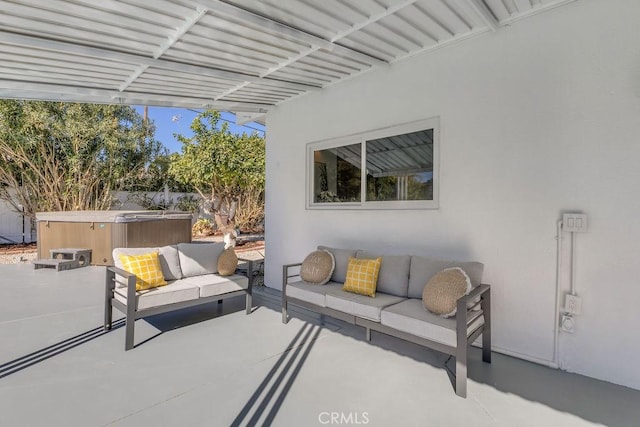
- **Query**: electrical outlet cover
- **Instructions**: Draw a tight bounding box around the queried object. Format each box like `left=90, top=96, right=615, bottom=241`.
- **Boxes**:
left=561, top=314, right=575, bottom=333
left=564, top=294, right=582, bottom=315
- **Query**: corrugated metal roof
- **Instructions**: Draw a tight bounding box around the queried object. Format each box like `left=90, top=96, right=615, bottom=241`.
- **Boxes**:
left=0, top=0, right=577, bottom=120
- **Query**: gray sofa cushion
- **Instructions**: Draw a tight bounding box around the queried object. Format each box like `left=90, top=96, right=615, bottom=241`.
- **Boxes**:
left=317, top=246, right=360, bottom=283
left=357, top=252, right=410, bottom=297
left=178, top=274, right=249, bottom=298
left=158, top=245, right=183, bottom=280
left=380, top=299, right=484, bottom=347
left=326, top=291, right=405, bottom=322
left=408, top=256, right=484, bottom=299
left=114, top=279, right=199, bottom=310
left=177, top=242, right=226, bottom=277
left=286, top=281, right=345, bottom=307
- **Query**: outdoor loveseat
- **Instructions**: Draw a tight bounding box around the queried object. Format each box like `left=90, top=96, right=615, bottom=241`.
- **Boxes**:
left=282, top=246, right=491, bottom=398
left=104, top=242, right=253, bottom=350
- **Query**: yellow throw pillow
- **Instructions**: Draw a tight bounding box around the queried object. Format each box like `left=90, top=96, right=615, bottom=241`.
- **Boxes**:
left=343, top=257, right=382, bottom=297
left=118, top=252, right=167, bottom=291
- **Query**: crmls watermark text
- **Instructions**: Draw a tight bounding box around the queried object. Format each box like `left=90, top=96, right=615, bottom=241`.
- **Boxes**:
left=318, top=412, right=369, bottom=425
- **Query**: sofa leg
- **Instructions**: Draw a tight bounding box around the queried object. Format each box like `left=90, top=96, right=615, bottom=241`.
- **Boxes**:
left=125, top=316, right=135, bottom=351
left=246, top=292, right=252, bottom=315
left=282, top=301, right=288, bottom=324
left=365, top=327, right=371, bottom=342
left=104, top=270, right=114, bottom=331
left=456, top=305, right=468, bottom=398
left=455, top=356, right=467, bottom=398
left=481, top=291, right=492, bottom=363
left=104, top=293, right=113, bottom=332
left=104, top=301, right=112, bottom=331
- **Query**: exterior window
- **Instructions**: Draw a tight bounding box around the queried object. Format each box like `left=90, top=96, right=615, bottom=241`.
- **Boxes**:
left=365, top=129, right=434, bottom=202
left=313, top=143, right=361, bottom=203
left=307, top=118, right=439, bottom=210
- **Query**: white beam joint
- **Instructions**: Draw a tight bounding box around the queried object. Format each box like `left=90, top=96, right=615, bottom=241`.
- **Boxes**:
left=330, top=0, right=419, bottom=42
left=234, top=111, right=266, bottom=126
left=119, top=6, right=208, bottom=93
left=153, top=6, right=208, bottom=59
left=464, top=0, right=500, bottom=30
left=214, top=82, right=251, bottom=101
left=118, top=65, right=148, bottom=92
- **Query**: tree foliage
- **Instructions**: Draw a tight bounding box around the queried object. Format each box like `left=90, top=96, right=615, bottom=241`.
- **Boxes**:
left=0, top=100, right=164, bottom=219
left=169, top=110, right=265, bottom=232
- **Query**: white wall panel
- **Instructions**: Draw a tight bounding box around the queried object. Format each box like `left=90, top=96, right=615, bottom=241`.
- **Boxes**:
left=265, top=0, right=640, bottom=390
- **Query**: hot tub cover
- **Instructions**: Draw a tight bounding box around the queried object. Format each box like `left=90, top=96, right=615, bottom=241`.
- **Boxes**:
left=35, top=210, right=193, bottom=223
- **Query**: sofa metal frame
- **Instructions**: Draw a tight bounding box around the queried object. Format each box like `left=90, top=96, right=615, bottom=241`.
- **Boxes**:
left=281, top=263, right=491, bottom=398
left=104, top=260, right=253, bottom=351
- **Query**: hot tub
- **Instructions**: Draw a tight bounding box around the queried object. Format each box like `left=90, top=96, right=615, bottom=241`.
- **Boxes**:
left=36, top=210, right=193, bottom=266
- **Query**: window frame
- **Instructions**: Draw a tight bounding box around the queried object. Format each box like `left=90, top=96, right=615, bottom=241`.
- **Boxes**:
left=306, top=117, right=440, bottom=210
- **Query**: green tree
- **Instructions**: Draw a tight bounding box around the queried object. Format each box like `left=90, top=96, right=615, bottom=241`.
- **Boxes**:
left=0, top=100, right=164, bottom=219
left=169, top=110, right=265, bottom=234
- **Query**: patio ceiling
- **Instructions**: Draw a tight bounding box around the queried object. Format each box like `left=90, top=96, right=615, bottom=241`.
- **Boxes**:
left=0, top=0, right=576, bottom=119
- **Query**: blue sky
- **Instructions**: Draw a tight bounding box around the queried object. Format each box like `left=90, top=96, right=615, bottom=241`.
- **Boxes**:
left=133, top=106, right=265, bottom=153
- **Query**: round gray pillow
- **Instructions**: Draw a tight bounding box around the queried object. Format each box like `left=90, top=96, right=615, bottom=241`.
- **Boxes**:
left=300, top=250, right=335, bottom=285
left=422, top=267, right=472, bottom=317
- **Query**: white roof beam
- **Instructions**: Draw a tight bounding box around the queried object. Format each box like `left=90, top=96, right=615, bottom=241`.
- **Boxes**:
left=0, top=88, right=271, bottom=112
left=0, top=81, right=273, bottom=112
left=119, top=6, right=208, bottom=92
left=329, top=0, right=419, bottom=42
left=207, top=1, right=421, bottom=102
left=0, top=32, right=319, bottom=93
left=464, top=0, right=500, bottom=30
left=191, top=0, right=388, bottom=68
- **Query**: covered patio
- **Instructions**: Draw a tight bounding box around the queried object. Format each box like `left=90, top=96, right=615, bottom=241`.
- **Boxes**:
left=1, top=264, right=638, bottom=426
left=2, top=0, right=640, bottom=424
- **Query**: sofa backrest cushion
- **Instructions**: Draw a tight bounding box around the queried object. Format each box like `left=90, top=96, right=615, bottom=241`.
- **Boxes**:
left=113, top=245, right=183, bottom=281
left=408, top=256, right=484, bottom=299
left=357, top=252, right=411, bottom=297
left=160, top=245, right=184, bottom=280
left=178, top=242, right=226, bottom=277
left=317, top=246, right=360, bottom=283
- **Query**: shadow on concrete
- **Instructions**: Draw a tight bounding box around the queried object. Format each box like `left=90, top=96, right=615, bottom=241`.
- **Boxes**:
left=231, top=322, right=321, bottom=426
left=255, top=289, right=640, bottom=427
left=0, top=318, right=124, bottom=379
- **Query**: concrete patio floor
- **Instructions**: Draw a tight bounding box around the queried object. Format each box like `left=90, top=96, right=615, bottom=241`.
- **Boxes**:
left=1, top=265, right=638, bottom=427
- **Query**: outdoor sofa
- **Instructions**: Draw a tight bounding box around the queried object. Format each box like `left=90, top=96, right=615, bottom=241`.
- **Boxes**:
left=104, top=242, right=253, bottom=350
left=282, top=246, right=491, bottom=398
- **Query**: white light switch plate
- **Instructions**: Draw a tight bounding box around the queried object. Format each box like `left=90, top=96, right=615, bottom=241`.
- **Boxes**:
left=563, top=213, right=588, bottom=232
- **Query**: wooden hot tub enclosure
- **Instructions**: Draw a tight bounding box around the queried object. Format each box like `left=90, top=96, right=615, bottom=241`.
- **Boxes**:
left=36, top=211, right=193, bottom=266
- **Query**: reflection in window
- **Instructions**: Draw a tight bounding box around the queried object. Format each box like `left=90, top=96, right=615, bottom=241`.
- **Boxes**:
left=307, top=118, right=439, bottom=209
left=366, top=129, right=434, bottom=202
left=313, top=143, right=361, bottom=203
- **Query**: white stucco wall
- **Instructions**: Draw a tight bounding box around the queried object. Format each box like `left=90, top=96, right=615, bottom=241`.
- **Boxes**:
left=264, top=0, right=640, bottom=390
